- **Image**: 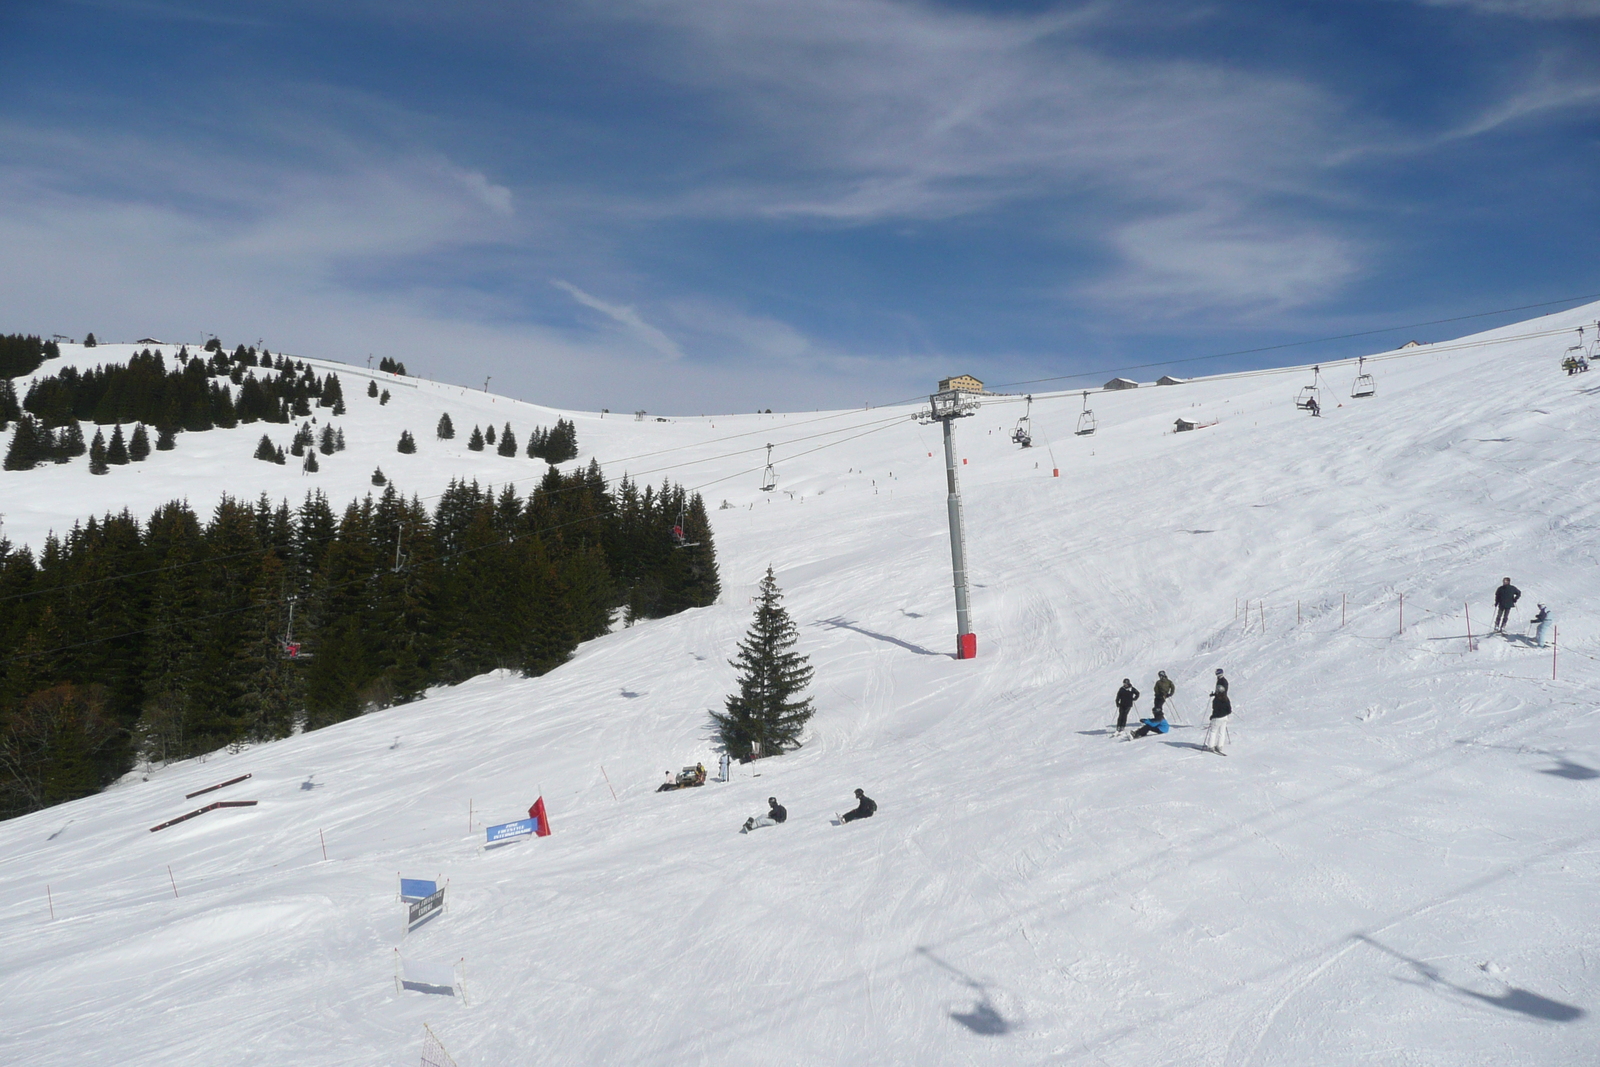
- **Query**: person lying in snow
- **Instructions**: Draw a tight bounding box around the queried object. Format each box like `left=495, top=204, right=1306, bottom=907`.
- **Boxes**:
left=841, top=788, right=877, bottom=823
left=742, top=797, right=787, bottom=833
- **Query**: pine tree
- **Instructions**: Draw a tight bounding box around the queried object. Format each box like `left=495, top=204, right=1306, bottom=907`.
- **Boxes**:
left=467, top=425, right=485, bottom=451
left=84, top=332, right=98, bottom=347
left=484, top=424, right=497, bottom=446
left=335, top=428, right=346, bottom=451
left=318, top=425, right=335, bottom=455
left=128, top=423, right=150, bottom=461
left=397, top=429, right=417, bottom=454
left=3, top=414, right=41, bottom=470
left=156, top=425, right=176, bottom=451
left=367, top=380, right=378, bottom=398
left=380, top=389, right=390, bottom=406
left=0, top=378, right=19, bottom=429
left=303, top=450, right=319, bottom=473
left=106, top=424, right=129, bottom=465
left=436, top=412, right=455, bottom=439
left=711, top=567, right=814, bottom=759
left=62, top=420, right=87, bottom=458
left=497, top=422, right=517, bottom=457
left=254, top=435, right=277, bottom=462
left=372, top=467, right=387, bottom=486
left=88, top=429, right=109, bottom=475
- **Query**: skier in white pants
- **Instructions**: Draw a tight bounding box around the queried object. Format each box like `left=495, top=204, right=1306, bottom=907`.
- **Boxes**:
left=1205, top=669, right=1232, bottom=754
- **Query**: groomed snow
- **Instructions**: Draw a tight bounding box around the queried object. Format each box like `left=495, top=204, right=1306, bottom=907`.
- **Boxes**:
left=2, top=307, right=1598, bottom=1065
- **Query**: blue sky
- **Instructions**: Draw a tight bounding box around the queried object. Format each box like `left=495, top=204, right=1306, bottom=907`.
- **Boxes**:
left=2, top=0, right=1597, bottom=412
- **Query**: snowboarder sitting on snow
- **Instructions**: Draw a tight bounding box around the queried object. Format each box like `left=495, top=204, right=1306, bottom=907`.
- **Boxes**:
left=841, top=788, right=877, bottom=823
left=1205, top=669, right=1231, bottom=754
left=1114, top=679, right=1141, bottom=732
left=742, top=797, right=788, bottom=833
left=1493, top=577, right=1521, bottom=632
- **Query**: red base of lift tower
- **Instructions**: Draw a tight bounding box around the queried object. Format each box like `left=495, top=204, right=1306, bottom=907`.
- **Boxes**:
left=957, top=633, right=977, bottom=659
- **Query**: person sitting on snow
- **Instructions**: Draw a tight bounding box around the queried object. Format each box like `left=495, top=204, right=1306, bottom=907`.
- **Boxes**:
left=742, top=797, right=787, bottom=833
left=841, top=788, right=877, bottom=823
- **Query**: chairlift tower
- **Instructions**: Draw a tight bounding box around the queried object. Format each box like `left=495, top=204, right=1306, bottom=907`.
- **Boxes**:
left=917, top=385, right=980, bottom=659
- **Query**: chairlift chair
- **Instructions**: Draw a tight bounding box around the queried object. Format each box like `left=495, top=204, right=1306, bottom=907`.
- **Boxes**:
left=670, top=502, right=700, bottom=549
left=1074, top=391, right=1097, bottom=436
left=1350, top=356, right=1376, bottom=399
left=1295, top=365, right=1323, bottom=410
left=279, top=596, right=313, bottom=660
left=1012, top=395, right=1033, bottom=448
left=760, top=443, right=777, bottom=491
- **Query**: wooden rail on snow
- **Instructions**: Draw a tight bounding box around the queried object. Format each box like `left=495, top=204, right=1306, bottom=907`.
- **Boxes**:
left=186, top=773, right=252, bottom=799
left=149, top=800, right=258, bottom=833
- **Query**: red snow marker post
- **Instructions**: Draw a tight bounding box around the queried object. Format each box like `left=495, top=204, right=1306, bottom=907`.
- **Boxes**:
left=601, top=765, right=618, bottom=802
left=167, top=865, right=179, bottom=899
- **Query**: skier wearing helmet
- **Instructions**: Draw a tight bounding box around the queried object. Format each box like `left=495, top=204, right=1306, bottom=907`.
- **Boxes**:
left=741, top=796, right=788, bottom=833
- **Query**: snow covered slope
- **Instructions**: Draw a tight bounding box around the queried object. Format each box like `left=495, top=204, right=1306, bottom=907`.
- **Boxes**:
left=2, top=307, right=1599, bottom=1066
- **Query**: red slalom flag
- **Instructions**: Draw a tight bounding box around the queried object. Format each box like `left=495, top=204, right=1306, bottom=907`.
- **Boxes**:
left=529, top=796, right=551, bottom=837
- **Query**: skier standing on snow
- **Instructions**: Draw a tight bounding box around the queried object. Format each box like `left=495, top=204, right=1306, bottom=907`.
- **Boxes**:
left=1114, top=678, right=1141, bottom=733
left=1204, top=669, right=1232, bottom=754
left=742, top=796, right=788, bottom=833
left=1493, top=577, right=1521, bottom=632
left=841, top=788, right=877, bottom=823
left=1532, top=604, right=1553, bottom=648
left=1151, top=671, right=1174, bottom=719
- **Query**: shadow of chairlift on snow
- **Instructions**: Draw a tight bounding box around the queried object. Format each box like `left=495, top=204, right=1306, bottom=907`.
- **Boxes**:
left=1541, top=759, right=1600, bottom=780
left=915, top=946, right=1016, bottom=1036
left=818, top=617, right=944, bottom=658
left=1355, top=935, right=1585, bottom=1023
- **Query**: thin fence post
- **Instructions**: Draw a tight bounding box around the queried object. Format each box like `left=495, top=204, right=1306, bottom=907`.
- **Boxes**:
left=46, top=884, right=54, bottom=921
left=1399, top=595, right=1404, bottom=634
left=601, top=765, right=618, bottom=802
left=1297, top=599, right=1302, bottom=625
left=1342, top=593, right=1346, bottom=627
left=167, top=864, right=179, bottom=899
left=1553, top=625, right=1558, bottom=680
left=319, top=829, right=328, bottom=861
left=1260, top=600, right=1265, bottom=630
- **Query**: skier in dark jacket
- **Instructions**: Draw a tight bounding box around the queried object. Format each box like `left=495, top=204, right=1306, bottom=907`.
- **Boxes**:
left=1493, top=578, right=1521, bottom=632
left=841, top=788, right=877, bottom=823
left=742, top=796, right=788, bottom=833
left=1150, top=671, right=1174, bottom=719
left=1114, top=679, right=1140, bottom=732
left=1205, top=669, right=1231, bottom=754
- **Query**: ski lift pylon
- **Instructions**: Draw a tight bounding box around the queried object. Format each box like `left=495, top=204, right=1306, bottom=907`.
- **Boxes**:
left=759, top=443, right=777, bottom=491
left=1296, top=365, right=1323, bottom=410
left=1074, top=391, right=1096, bottom=437
left=1012, top=395, right=1033, bottom=448
left=1351, top=357, right=1375, bottom=399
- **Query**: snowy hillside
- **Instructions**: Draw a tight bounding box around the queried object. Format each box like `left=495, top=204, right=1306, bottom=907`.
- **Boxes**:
left=3, top=306, right=1599, bottom=1066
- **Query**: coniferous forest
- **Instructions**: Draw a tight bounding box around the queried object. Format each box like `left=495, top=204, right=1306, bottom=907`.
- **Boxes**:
left=0, top=468, right=719, bottom=818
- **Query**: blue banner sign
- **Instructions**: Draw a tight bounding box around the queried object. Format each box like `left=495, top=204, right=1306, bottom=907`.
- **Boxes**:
left=486, top=818, right=536, bottom=844
left=400, top=878, right=437, bottom=901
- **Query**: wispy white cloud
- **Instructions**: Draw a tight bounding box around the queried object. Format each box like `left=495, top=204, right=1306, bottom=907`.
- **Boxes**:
left=551, top=280, right=685, bottom=361
left=1411, top=0, right=1600, bottom=18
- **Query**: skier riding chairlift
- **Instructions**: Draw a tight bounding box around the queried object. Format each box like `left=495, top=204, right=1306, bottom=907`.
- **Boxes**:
left=1012, top=395, right=1033, bottom=448
left=1295, top=365, right=1323, bottom=410
left=670, top=504, right=699, bottom=549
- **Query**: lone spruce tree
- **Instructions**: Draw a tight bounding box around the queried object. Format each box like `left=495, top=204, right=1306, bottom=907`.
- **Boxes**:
left=712, top=567, right=813, bottom=759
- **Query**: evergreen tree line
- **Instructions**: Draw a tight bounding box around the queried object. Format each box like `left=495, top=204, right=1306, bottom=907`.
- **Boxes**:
left=377, top=357, right=408, bottom=375
left=0, top=334, right=59, bottom=380
left=0, top=466, right=719, bottom=819
left=22, top=345, right=348, bottom=429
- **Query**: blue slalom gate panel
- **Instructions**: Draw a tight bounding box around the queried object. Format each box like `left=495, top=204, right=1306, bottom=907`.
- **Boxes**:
left=400, top=878, right=437, bottom=901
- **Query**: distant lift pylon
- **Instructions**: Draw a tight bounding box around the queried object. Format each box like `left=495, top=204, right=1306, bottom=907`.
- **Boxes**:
left=760, top=443, right=777, bottom=491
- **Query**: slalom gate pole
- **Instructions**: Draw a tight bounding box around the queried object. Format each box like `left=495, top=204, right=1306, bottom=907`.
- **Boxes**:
left=601, top=765, right=618, bottom=802
left=1298, top=600, right=1301, bottom=625
left=167, top=865, right=179, bottom=899
left=1553, top=626, right=1558, bottom=680
left=46, top=884, right=54, bottom=920
left=320, top=829, right=328, bottom=861
left=1342, top=593, right=1346, bottom=627
left=1465, top=601, right=1473, bottom=651
left=1399, top=595, right=1404, bottom=635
